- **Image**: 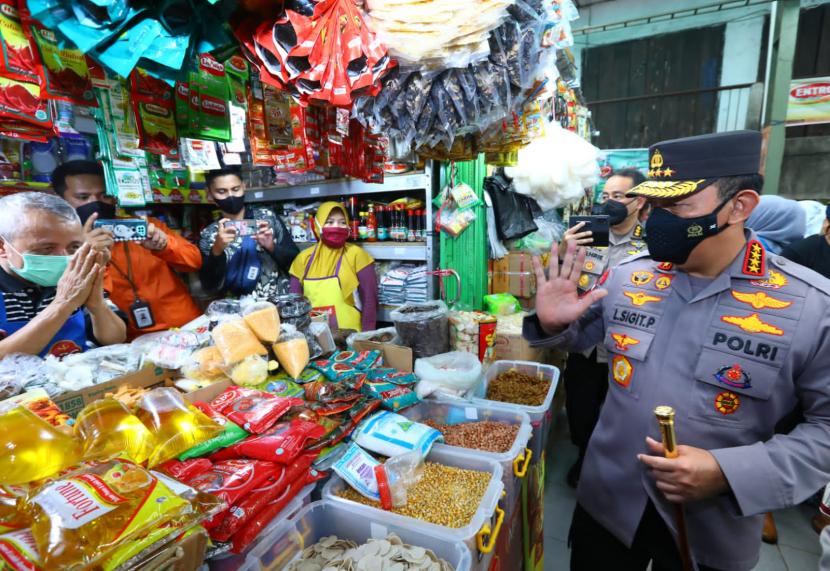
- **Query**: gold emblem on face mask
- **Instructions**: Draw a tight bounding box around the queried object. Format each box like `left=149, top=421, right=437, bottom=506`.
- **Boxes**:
left=687, top=224, right=704, bottom=238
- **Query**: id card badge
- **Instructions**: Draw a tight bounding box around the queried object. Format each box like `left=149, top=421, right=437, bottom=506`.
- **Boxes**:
left=130, top=300, right=155, bottom=329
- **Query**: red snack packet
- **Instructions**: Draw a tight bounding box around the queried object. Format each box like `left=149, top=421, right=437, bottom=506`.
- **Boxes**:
left=210, top=387, right=303, bottom=434
left=130, top=69, right=178, bottom=157
left=158, top=458, right=213, bottom=481
left=230, top=469, right=327, bottom=553
left=185, top=459, right=277, bottom=528
left=26, top=20, right=96, bottom=106
left=209, top=420, right=326, bottom=465
left=0, top=1, right=40, bottom=83
left=209, top=451, right=317, bottom=542
left=0, top=76, right=52, bottom=130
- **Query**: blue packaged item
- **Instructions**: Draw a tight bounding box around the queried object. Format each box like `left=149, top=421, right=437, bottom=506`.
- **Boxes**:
left=364, top=368, right=418, bottom=386
left=351, top=411, right=442, bottom=457
left=332, top=442, right=381, bottom=502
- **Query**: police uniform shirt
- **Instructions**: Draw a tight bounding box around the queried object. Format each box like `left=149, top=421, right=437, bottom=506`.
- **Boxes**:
left=523, top=233, right=830, bottom=570
left=0, top=267, right=127, bottom=347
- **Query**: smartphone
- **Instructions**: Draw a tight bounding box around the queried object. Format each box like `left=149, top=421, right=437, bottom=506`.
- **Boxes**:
left=225, top=219, right=259, bottom=236
left=569, top=215, right=610, bottom=248
left=93, top=219, right=148, bottom=242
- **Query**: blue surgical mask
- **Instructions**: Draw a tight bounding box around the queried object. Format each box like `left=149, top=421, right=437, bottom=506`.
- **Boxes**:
left=3, top=240, right=70, bottom=287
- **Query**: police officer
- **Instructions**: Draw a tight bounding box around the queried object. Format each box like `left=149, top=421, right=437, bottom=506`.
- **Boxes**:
left=524, top=131, right=830, bottom=570
left=561, top=168, right=648, bottom=486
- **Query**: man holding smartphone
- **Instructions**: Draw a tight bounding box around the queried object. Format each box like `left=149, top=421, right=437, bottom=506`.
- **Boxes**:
left=561, top=168, right=648, bottom=487
left=200, top=167, right=299, bottom=300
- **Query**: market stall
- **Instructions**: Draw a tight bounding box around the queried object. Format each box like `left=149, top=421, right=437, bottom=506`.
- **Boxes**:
left=0, top=0, right=597, bottom=569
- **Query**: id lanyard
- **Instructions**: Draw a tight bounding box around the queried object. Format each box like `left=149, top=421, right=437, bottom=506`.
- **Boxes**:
left=109, top=243, right=155, bottom=329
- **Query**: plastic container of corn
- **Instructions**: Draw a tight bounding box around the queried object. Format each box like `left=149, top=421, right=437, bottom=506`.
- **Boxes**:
left=240, top=500, right=471, bottom=571
left=322, top=445, right=504, bottom=571
left=401, top=399, right=531, bottom=516
left=468, top=360, right=560, bottom=459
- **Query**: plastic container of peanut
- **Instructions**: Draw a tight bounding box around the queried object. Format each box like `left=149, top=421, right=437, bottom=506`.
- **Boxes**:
left=323, top=446, right=503, bottom=568
left=402, top=399, right=531, bottom=513
left=469, top=360, right=560, bottom=459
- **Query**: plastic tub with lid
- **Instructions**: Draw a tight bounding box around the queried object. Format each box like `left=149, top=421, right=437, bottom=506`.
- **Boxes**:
left=401, top=398, right=531, bottom=514
left=322, top=445, right=504, bottom=571
left=240, top=500, right=472, bottom=571
left=207, top=483, right=316, bottom=571
left=468, top=360, right=560, bottom=459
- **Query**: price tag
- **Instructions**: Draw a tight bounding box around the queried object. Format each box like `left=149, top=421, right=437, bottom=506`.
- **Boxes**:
left=310, top=187, right=320, bottom=195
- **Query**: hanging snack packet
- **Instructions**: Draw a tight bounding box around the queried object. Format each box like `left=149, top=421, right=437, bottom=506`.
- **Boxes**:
left=0, top=528, right=41, bottom=570
left=130, top=70, right=178, bottom=157
left=273, top=327, right=310, bottom=379
left=0, top=1, right=40, bottom=83
left=74, top=398, right=156, bottom=465
left=0, top=76, right=52, bottom=131
left=135, top=388, right=223, bottom=468
left=209, top=419, right=326, bottom=465
left=212, top=319, right=267, bottom=366
left=189, top=53, right=231, bottom=142
left=210, top=451, right=318, bottom=543
left=210, top=386, right=303, bottom=434
left=157, top=458, right=213, bottom=481
left=243, top=302, right=281, bottom=344
left=352, top=411, right=442, bottom=457
left=26, top=460, right=192, bottom=570
left=174, top=81, right=192, bottom=138
left=178, top=402, right=249, bottom=461
left=27, top=23, right=95, bottom=106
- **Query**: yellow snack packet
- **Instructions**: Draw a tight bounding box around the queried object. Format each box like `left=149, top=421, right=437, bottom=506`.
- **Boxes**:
left=211, top=319, right=267, bottom=365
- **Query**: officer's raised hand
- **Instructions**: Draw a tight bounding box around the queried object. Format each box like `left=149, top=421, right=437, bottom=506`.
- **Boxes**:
left=533, top=240, right=608, bottom=335
left=638, top=437, right=728, bottom=503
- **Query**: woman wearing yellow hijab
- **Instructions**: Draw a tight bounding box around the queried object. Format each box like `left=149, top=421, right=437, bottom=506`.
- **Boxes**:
left=289, top=202, right=377, bottom=331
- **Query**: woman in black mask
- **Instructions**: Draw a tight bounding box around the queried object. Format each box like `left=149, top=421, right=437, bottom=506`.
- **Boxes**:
left=199, top=167, right=299, bottom=300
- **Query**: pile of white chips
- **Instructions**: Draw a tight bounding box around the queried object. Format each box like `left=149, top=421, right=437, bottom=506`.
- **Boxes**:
left=286, top=534, right=455, bottom=571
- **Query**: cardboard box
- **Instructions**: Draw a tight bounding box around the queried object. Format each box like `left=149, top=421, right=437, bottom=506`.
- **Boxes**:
left=489, top=252, right=536, bottom=298
left=352, top=339, right=413, bottom=372
left=131, top=527, right=209, bottom=571
left=53, top=366, right=171, bottom=417
left=493, top=331, right=546, bottom=362
left=182, top=379, right=233, bottom=403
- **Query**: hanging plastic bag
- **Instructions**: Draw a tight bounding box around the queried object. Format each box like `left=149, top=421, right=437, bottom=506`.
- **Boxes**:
left=484, top=168, right=540, bottom=241
left=414, top=351, right=482, bottom=399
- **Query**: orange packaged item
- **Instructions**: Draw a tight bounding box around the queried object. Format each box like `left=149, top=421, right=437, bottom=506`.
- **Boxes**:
left=211, top=319, right=267, bottom=365
left=0, top=406, right=82, bottom=486
left=135, top=388, right=223, bottom=468
left=243, top=302, right=281, bottom=344
left=74, top=399, right=156, bottom=465
left=192, top=346, right=226, bottom=379
left=26, top=460, right=192, bottom=570
left=273, top=329, right=309, bottom=379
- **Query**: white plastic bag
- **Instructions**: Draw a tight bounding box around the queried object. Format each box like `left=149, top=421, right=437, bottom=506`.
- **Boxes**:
left=352, top=411, right=443, bottom=457
left=414, top=351, right=482, bottom=398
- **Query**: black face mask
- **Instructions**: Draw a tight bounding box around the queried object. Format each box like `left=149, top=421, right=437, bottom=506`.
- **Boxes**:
left=644, top=198, right=733, bottom=264
left=76, top=201, right=116, bottom=225
left=592, top=199, right=630, bottom=226
left=215, top=195, right=245, bottom=215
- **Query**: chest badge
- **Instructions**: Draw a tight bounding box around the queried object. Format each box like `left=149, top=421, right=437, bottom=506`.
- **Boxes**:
left=585, top=261, right=596, bottom=271
left=624, top=291, right=662, bottom=306
left=731, top=290, right=792, bottom=310
left=721, top=313, right=784, bottom=336
left=612, top=355, right=634, bottom=388
left=715, top=364, right=752, bottom=389
left=630, top=271, right=654, bottom=286
left=715, top=391, right=741, bottom=415
left=611, top=333, right=640, bottom=352
left=655, top=275, right=673, bottom=290
left=750, top=270, right=788, bottom=290
left=657, top=262, right=674, bottom=272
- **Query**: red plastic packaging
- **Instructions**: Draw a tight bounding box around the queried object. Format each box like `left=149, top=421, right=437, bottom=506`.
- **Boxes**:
left=209, top=419, right=326, bottom=465
left=0, top=1, right=41, bottom=83
left=158, top=458, right=213, bottom=481
left=208, top=451, right=317, bottom=542
left=210, top=387, right=303, bottom=434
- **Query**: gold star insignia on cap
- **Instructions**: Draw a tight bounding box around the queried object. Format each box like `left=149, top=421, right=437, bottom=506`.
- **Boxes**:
left=662, top=167, right=674, bottom=177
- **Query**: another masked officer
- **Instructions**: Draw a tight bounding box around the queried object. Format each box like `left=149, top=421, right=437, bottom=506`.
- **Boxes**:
left=560, top=167, right=649, bottom=486
left=524, top=131, right=830, bottom=570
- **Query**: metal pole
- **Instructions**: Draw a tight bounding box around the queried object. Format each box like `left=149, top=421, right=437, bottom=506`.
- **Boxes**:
left=761, top=0, right=800, bottom=195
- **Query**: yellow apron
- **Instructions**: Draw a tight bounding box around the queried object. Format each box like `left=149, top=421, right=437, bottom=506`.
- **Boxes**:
left=301, top=246, right=362, bottom=331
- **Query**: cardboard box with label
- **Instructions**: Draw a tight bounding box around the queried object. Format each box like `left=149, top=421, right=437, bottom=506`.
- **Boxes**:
left=352, top=339, right=413, bottom=372
left=53, top=366, right=171, bottom=418
left=489, top=252, right=536, bottom=298
left=494, top=330, right=546, bottom=362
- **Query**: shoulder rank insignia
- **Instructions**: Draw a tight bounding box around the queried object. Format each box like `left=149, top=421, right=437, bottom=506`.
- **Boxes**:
left=655, top=275, right=673, bottom=290
left=750, top=270, right=788, bottom=290
left=721, top=313, right=784, bottom=336
left=633, top=224, right=643, bottom=239
left=597, top=270, right=611, bottom=287
left=579, top=274, right=590, bottom=289
left=742, top=240, right=766, bottom=277
left=715, top=391, right=740, bottom=415
left=612, top=355, right=634, bottom=388
left=731, top=290, right=792, bottom=310
left=657, top=262, right=674, bottom=272
left=612, top=333, right=640, bottom=352
left=715, top=364, right=752, bottom=389
left=624, top=291, right=662, bottom=306
left=630, top=271, right=654, bottom=286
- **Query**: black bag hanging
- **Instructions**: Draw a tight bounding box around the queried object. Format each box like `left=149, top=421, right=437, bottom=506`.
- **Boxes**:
left=484, top=168, right=540, bottom=241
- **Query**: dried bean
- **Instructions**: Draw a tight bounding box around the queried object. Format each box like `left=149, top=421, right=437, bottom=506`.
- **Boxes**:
left=336, top=462, right=490, bottom=528
left=486, top=369, right=550, bottom=406
left=423, top=420, right=518, bottom=454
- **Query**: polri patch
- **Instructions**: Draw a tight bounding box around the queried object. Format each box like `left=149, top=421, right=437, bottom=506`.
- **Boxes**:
left=714, top=364, right=752, bottom=389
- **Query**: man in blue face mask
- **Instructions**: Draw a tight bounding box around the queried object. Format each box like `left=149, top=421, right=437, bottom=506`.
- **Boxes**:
left=0, top=192, right=126, bottom=358
left=523, top=130, right=830, bottom=571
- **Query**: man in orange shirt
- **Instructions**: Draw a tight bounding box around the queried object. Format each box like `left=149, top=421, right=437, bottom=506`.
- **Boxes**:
left=51, top=161, right=202, bottom=339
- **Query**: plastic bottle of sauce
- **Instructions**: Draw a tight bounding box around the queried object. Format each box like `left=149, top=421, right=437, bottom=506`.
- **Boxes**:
left=407, top=209, right=416, bottom=242
left=366, top=203, right=377, bottom=242
left=358, top=212, right=368, bottom=241
left=377, top=205, right=388, bottom=241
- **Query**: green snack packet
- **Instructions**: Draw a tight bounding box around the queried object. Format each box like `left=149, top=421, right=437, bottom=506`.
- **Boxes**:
left=223, top=53, right=249, bottom=109
left=178, top=401, right=248, bottom=460
left=174, top=81, right=192, bottom=138
left=188, top=53, right=231, bottom=142
left=257, top=377, right=304, bottom=398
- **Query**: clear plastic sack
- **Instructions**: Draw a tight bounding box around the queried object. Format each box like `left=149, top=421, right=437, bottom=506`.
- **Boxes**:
left=242, top=301, right=281, bottom=344
left=346, top=326, right=400, bottom=348
left=133, top=331, right=208, bottom=370
left=414, top=351, right=482, bottom=398
left=390, top=300, right=449, bottom=359
left=273, top=324, right=310, bottom=379
left=211, top=319, right=267, bottom=366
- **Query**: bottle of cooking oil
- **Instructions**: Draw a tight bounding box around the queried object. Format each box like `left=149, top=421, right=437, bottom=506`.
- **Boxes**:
left=74, top=398, right=156, bottom=465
